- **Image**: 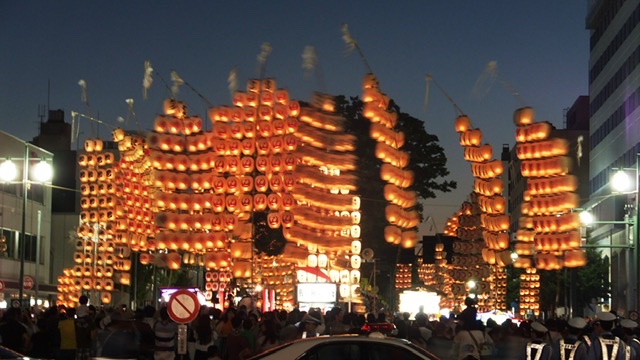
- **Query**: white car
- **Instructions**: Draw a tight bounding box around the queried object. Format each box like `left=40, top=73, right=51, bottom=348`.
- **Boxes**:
left=248, top=333, right=441, bottom=360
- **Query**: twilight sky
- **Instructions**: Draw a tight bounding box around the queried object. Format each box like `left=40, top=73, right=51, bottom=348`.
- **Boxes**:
left=0, top=1, right=589, bottom=238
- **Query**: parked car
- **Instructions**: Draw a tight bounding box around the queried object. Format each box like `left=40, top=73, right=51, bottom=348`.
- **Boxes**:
left=248, top=333, right=441, bottom=360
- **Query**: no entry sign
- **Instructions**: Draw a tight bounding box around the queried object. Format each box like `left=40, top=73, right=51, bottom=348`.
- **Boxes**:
left=23, top=276, right=34, bottom=290
left=167, top=289, right=200, bottom=324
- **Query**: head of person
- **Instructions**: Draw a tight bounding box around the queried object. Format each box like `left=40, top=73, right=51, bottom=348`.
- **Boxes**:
left=531, top=321, right=548, bottom=339
left=302, top=314, right=321, bottom=332
left=620, top=319, right=638, bottom=336
left=596, top=311, right=617, bottom=332
left=566, top=317, right=587, bottom=336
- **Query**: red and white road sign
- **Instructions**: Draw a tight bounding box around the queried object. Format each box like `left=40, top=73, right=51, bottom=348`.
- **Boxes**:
left=23, top=276, right=34, bottom=290
left=167, top=289, right=200, bottom=324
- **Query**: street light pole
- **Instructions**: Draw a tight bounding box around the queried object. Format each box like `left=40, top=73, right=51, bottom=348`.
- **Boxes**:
left=18, top=143, right=29, bottom=307
left=633, top=152, right=640, bottom=312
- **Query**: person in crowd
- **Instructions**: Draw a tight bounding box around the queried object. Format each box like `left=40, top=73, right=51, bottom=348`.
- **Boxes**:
left=588, top=311, right=633, bottom=360
left=278, top=309, right=301, bottom=343
left=193, top=312, right=216, bottom=360
left=75, top=298, right=96, bottom=360
left=216, top=307, right=237, bottom=358
left=459, top=297, right=478, bottom=328
left=450, top=317, right=493, bottom=360
left=393, top=312, right=409, bottom=339
left=206, top=344, right=223, bottom=360
left=298, top=313, right=322, bottom=339
left=58, top=307, right=77, bottom=360
left=256, top=318, right=280, bottom=354
left=0, top=307, right=30, bottom=355
left=409, top=313, right=433, bottom=349
left=142, top=305, right=157, bottom=328
left=620, top=318, right=640, bottom=359
left=324, top=307, right=350, bottom=335
left=521, top=321, right=553, bottom=360
left=240, top=314, right=257, bottom=355
left=154, top=306, right=178, bottom=360
left=98, top=308, right=140, bottom=359
left=554, top=316, right=589, bottom=360
left=225, top=317, right=251, bottom=360
left=133, top=308, right=155, bottom=360
left=29, top=306, right=59, bottom=359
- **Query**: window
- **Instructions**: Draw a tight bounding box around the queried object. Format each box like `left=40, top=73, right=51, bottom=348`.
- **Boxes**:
left=367, top=343, right=426, bottom=360
left=301, top=343, right=362, bottom=360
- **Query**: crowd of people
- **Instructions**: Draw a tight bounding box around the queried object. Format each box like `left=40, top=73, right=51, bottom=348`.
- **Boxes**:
left=1, top=296, right=640, bottom=360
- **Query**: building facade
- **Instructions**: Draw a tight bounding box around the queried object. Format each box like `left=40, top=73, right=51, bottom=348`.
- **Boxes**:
left=0, top=131, right=56, bottom=308
left=586, top=0, right=640, bottom=314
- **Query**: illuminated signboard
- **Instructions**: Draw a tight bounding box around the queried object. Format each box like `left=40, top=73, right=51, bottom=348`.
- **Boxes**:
left=297, top=283, right=337, bottom=303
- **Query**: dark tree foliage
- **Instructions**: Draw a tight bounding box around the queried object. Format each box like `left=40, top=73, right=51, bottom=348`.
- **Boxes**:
left=335, top=95, right=456, bottom=308
left=536, top=249, right=610, bottom=317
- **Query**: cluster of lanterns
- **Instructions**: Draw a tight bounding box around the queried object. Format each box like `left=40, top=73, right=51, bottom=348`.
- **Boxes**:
left=258, top=258, right=295, bottom=308
left=519, top=267, right=541, bottom=316
left=283, top=92, right=361, bottom=255
left=447, top=114, right=509, bottom=309
left=60, top=71, right=375, bottom=310
left=395, top=264, right=412, bottom=289
left=58, top=139, right=119, bottom=306
left=513, top=107, right=586, bottom=270
left=203, top=271, right=232, bottom=303
left=361, top=74, right=418, bottom=249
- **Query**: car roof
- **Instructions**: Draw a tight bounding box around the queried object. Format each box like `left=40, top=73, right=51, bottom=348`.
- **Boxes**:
left=249, top=334, right=440, bottom=360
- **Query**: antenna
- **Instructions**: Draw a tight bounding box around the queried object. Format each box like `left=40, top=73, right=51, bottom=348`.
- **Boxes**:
left=38, top=104, right=46, bottom=124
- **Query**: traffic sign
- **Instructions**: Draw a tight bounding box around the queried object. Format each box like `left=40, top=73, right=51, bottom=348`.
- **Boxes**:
left=167, top=289, right=200, bottom=324
left=23, top=276, right=34, bottom=290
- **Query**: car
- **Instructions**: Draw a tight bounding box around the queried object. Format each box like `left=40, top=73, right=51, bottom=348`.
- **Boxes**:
left=248, top=333, right=441, bottom=360
left=0, top=345, right=33, bottom=359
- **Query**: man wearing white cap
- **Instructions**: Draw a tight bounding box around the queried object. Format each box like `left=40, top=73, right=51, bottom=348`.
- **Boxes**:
left=587, top=311, right=632, bottom=360
left=522, top=321, right=553, bottom=360
left=620, top=318, right=640, bottom=359
left=554, top=317, right=589, bottom=360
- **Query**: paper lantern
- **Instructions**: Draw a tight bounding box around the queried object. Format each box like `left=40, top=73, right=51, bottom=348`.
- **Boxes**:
left=347, top=241, right=361, bottom=256
left=307, top=254, right=318, bottom=267
left=339, top=284, right=350, bottom=298
left=230, top=242, right=253, bottom=259
left=104, top=279, right=114, bottom=292
left=267, top=213, right=281, bottom=229
left=255, top=175, right=269, bottom=192
left=351, top=270, right=361, bottom=285
left=514, top=106, right=535, bottom=126
left=232, top=261, right=252, bottom=278
left=351, top=255, right=361, bottom=269
left=339, top=270, right=350, bottom=284
left=316, top=253, right=328, bottom=268
left=351, top=225, right=361, bottom=238
left=281, top=211, right=294, bottom=228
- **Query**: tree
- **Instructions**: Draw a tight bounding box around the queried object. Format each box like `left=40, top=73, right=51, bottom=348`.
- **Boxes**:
left=335, top=95, right=457, bottom=310
left=537, top=248, right=610, bottom=317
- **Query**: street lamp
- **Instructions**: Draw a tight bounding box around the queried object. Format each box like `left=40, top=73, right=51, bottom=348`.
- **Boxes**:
left=580, top=157, right=640, bottom=314
left=0, top=144, right=53, bottom=307
left=610, top=158, right=640, bottom=313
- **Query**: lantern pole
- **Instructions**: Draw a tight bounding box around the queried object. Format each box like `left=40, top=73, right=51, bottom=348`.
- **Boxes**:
left=18, top=143, right=29, bottom=307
